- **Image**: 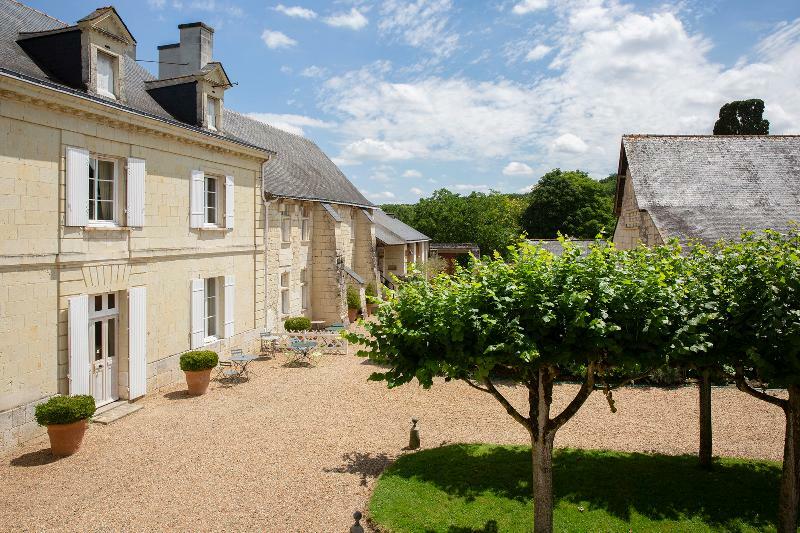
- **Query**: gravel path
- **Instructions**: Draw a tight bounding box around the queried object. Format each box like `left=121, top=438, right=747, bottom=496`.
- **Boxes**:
left=0, top=347, right=786, bottom=532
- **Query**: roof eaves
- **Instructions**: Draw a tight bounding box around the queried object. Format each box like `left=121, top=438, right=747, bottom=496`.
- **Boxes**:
left=0, top=67, right=273, bottom=156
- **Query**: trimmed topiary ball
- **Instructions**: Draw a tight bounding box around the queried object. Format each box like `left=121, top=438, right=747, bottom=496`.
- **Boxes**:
left=346, top=285, right=361, bottom=310
left=35, top=395, right=96, bottom=426
left=180, top=350, right=219, bottom=371
left=284, top=316, right=312, bottom=332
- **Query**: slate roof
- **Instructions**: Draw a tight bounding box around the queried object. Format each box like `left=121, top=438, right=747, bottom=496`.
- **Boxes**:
left=527, top=239, right=594, bottom=256
left=0, top=0, right=370, bottom=207
left=372, top=209, right=429, bottom=245
left=618, top=135, right=800, bottom=244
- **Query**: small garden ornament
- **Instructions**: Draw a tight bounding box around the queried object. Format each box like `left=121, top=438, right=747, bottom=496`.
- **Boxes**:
left=408, top=418, right=420, bottom=450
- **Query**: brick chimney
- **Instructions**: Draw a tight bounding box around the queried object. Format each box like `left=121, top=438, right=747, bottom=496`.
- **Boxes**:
left=157, top=22, right=214, bottom=78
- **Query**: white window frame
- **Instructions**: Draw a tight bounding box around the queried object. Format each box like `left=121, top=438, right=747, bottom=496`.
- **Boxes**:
left=88, top=155, right=119, bottom=227
left=280, top=206, right=291, bottom=243
left=300, top=268, right=309, bottom=311
left=280, top=272, right=290, bottom=315
left=207, top=96, right=218, bottom=131
left=89, top=292, right=118, bottom=320
left=204, top=277, right=219, bottom=343
left=96, top=49, right=117, bottom=100
left=204, top=175, right=219, bottom=227
left=301, top=206, right=311, bottom=242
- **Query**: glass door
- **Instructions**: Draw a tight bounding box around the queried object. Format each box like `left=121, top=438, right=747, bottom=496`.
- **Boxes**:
left=89, top=293, right=119, bottom=406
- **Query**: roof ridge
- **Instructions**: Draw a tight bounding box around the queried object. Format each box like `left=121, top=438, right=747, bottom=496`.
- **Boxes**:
left=7, top=0, right=68, bottom=26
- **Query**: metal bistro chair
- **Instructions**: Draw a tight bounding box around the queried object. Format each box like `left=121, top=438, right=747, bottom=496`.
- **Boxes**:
left=216, top=360, right=239, bottom=382
left=229, top=348, right=249, bottom=379
left=260, top=331, right=280, bottom=355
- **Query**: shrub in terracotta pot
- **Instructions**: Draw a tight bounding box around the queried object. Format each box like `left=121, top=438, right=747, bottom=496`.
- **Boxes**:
left=365, top=283, right=378, bottom=315
left=284, top=316, right=311, bottom=332
left=35, top=395, right=96, bottom=456
left=180, top=350, right=219, bottom=396
left=346, top=285, right=360, bottom=323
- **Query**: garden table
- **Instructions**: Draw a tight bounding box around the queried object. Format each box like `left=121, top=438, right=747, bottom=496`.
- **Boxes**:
left=228, top=353, right=258, bottom=378
left=288, top=340, right=318, bottom=365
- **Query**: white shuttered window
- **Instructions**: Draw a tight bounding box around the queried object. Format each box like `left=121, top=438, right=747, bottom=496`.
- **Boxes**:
left=126, top=158, right=146, bottom=227
left=225, top=175, right=234, bottom=229
left=224, top=275, right=235, bottom=338
left=190, top=170, right=205, bottom=229
left=66, top=147, right=90, bottom=227
left=190, top=278, right=205, bottom=348
left=128, top=287, right=147, bottom=398
left=68, top=294, right=90, bottom=395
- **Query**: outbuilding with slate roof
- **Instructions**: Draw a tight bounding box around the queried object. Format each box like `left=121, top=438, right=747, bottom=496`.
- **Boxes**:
left=372, top=209, right=430, bottom=282
left=613, top=134, right=800, bottom=248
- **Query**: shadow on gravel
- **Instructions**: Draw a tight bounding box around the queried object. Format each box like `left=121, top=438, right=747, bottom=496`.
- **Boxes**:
left=10, top=448, right=60, bottom=467
left=325, top=451, right=393, bottom=486
left=163, top=390, right=191, bottom=400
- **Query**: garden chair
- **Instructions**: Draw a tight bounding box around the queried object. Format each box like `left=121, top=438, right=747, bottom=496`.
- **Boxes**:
left=215, top=360, right=239, bottom=381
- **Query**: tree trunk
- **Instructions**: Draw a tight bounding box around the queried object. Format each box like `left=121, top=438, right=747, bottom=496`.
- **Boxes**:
left=698, top=368, right=713, bottom=469
left=778, top=385, right=800, bottom=533
left=531, top=367, right=555, bottom=533
left=532, top=431, right=555, bottom=533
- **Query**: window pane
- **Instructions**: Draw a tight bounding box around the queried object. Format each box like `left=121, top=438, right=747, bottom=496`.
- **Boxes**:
left=107, top=319, right=115, bottom=358
left=97, top=201, right=113, bottom=221
left=206, top=278, right=216, bottom=298
left=94, top=323, right=102, bottom=361
left=95, top=295, right=103, bottom=311
left=97, top=52, right=114, bottom=94
left=97, top=180, right=113, bottom=202
left=107, top=294, right=115, bottom=309
left=206, top=205, right=216, bottom=224
left=89, top=201, right=96, bottom=220
left=98, top=160, right=114, bottom=180
left=281, top=290, right=289, bottom=314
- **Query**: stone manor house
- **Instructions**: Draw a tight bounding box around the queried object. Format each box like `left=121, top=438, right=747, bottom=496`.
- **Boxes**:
left=0, top=1, right=387, bottom=450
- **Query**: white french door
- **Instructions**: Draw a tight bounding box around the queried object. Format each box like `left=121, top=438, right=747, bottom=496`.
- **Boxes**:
left=89, top=293, right=119, bottom=406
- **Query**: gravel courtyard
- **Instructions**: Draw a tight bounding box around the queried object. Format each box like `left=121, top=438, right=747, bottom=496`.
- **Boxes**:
left=1, top=346, right=787, bottom=532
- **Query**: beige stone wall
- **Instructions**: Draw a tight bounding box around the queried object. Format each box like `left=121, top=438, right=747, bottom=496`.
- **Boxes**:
left=265, top=201, right=378, bottom=330
left=382, top=244, right=408, bottom=277
left=612, top=170, right=664, bottom=250
left=0, top=78, right=266, bottom=451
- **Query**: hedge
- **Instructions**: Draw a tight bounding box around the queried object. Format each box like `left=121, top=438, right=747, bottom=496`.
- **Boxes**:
left=285, top=316, right=312, bottom=332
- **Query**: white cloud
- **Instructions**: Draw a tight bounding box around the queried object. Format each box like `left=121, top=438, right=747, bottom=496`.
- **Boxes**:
left=503, top=161, right=535, bottom=176
left=274, top=4, right=317, bottom=19
left=525, top=44, right=552, bottom=61
left=364, top=190, right=396, bottom=200
left=189, top=0, right=242, bottom=16
left=245, top=113, right=333, bottom=136
left=551, top=134, right=588, bottom=154
left=379, top=0, right=458, bottom=58
left=339, top=138, right=417, bottom=162
left=325, top=8, right=368, bottom=30
left=280, top=65, right=293, bottom=74
left=403, top=169, right=423, bottom=178
left=452, top=184, right=490, bottom=192
left=147, top=0, right=166, bottom=8
left=320, top=6, right=800, bottom=174
left=300, top=65, right=329, bottom=78
left=512, top=0, right=547, bottom=15
left=410, top=187, right=424, bottom=195
left=261, top=30, right=297, bottom=49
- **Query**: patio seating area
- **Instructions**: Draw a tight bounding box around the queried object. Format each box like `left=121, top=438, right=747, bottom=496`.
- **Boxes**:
left=0, top=341, right=788, bottom=531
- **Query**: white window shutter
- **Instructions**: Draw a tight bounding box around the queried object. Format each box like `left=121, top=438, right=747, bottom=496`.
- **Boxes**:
left=126, top=158, right=146, bottom=227
left=225, top=175, right=234, bottom=229
left=190, top=170, right=204, bottom=228
left=68, top=295, right=90, bottom=395
left=128, top=286, right=147, bottom=399
left=66, top=147, right=89, bottom=226
left=190, top=278, right=205, bottom=348
left=224, top=275, right=235, bottom=338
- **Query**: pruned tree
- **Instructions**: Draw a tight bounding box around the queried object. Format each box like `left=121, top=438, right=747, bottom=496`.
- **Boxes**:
left=713, top=98, right=770, bottom=135
left=346, top=240, right=698, bottom=533
left=718, top=230, right=800, bottom=532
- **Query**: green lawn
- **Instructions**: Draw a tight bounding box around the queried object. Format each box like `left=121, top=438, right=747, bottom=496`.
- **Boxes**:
left=369, top=444, right=784, bottom=533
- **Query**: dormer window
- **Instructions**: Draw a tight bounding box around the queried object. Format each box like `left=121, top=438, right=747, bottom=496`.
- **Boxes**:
left=207, top=96, right=218, bottom=131
left=96, top=50, right=117, bottom=99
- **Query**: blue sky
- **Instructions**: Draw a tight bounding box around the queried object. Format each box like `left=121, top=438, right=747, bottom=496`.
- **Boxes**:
left=28, top=0, right=800, bottom=203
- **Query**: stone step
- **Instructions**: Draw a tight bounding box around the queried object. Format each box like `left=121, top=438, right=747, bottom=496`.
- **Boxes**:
left=92, top=401, right=142, bottom=425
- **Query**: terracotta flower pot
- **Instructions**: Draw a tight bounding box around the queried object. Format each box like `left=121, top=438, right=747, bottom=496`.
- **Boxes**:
left=185, top=368, right=213, bottom=396
left=348, top=308, right=358, bottom=323
left=47, top=419, right=88, bottom=457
